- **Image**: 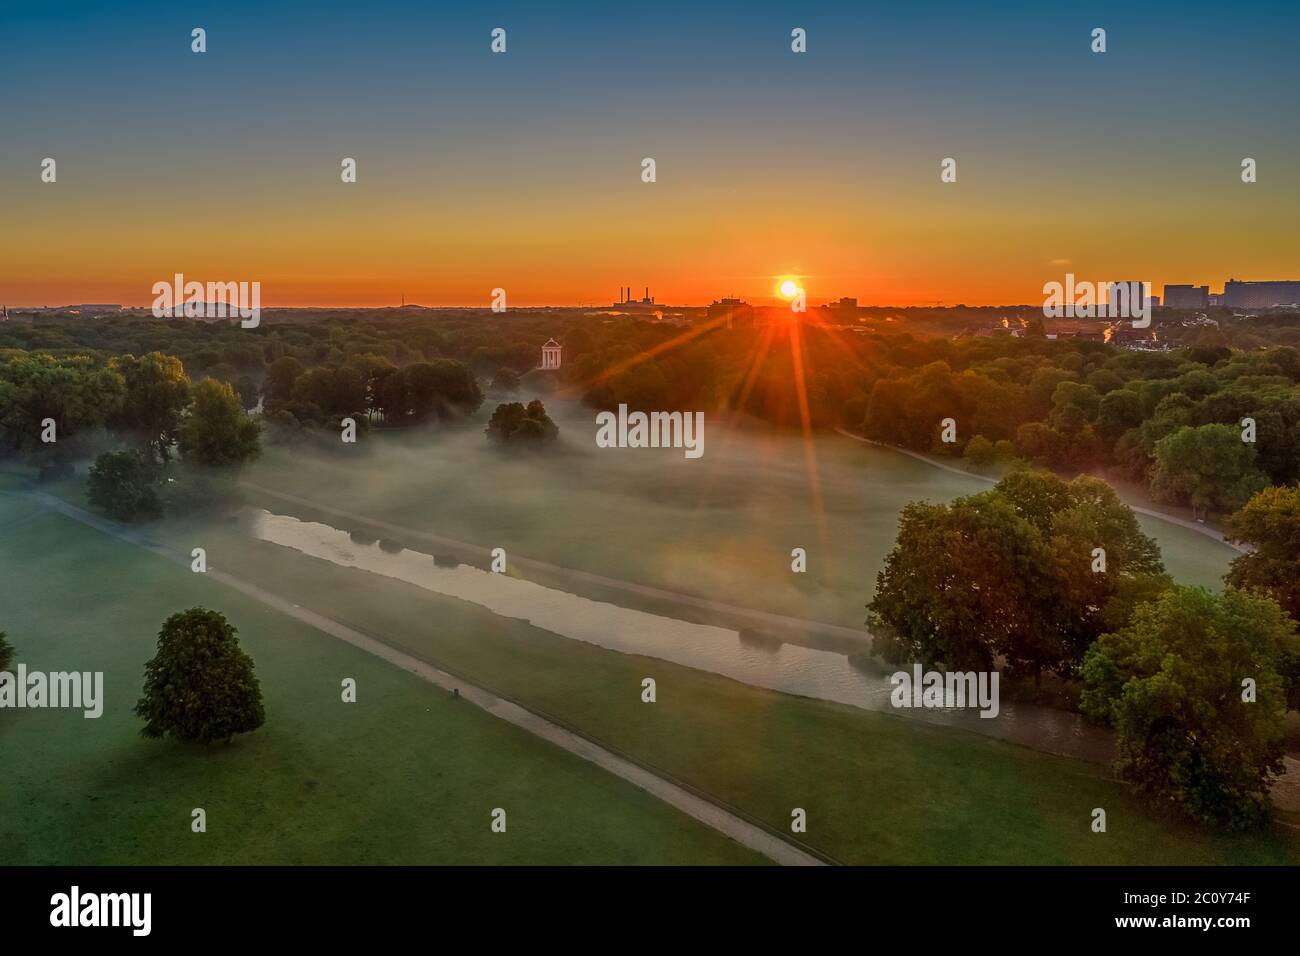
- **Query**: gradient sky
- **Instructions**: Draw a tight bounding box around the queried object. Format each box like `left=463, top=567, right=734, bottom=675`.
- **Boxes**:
left=2, top=1, right=1299, bottom=307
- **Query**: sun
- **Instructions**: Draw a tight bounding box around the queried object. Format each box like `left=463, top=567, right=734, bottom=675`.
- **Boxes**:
left=779, top=279, right=800, bottom=299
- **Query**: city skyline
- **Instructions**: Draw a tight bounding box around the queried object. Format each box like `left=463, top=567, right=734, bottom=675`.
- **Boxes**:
left=6, top=275, right=1300, bottom=312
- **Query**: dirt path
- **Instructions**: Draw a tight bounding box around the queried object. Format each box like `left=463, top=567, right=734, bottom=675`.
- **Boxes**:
left=833, top=427, right=1249, bottom=554
left=21, top=490, right=826, bottom=867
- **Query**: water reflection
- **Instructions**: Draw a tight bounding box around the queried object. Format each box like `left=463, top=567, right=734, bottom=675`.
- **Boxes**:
left=242, top=508, right=1112, bottom=763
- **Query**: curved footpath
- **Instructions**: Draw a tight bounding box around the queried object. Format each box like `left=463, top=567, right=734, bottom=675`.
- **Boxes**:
left=20, top=487, right=1300, bottom=824
left=833, top=427, right=1250, bottom=554
left=20, top=489, right=824, bottom=867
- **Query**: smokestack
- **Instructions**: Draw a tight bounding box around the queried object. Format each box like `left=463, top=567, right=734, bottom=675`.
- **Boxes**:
left=645, top=286, right=649, bottom=302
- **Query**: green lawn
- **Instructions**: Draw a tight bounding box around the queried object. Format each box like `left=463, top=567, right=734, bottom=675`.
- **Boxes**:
left=136, top=509, right=1300, bottom=865
left=4, top=424, right=1289, bottom=866
left=0, top=490, right=764, bottom=865
left=246, top=406, right=1238, bottom=631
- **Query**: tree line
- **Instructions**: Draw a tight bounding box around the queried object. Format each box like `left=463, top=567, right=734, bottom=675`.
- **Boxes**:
left=869, top=471, right=1300, bottom=831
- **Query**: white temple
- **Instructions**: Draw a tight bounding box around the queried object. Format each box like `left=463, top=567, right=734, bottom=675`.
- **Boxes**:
left=541, top=338, right=562, bottom=370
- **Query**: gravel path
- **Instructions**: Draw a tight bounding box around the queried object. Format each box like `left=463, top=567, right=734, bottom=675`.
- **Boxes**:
left=22, top=490, right=826, bottom=866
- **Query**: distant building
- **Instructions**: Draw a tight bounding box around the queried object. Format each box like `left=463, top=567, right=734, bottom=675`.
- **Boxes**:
left=1163, top=284, right=1209, bottom=309
left=1163, top=280, right=1300, bottom=310
left=1222, top=279, right=1300, bottom=309
left=821, top=297, right=859, bottom=321
left=707, top=297, right=754, bottom=330
left=614, top=286, right=656, bottom=308
left=1106, top=322, right=1158, bottom=347
left=1104, top=281, right=1153, bottom=315
left=540, top=338, right=562, bottom=370
left=1054, top=329, right=1107, bottom=342
left=67, top=304, right=122, bottom=314
left=0, top=305, right=7, bottom=322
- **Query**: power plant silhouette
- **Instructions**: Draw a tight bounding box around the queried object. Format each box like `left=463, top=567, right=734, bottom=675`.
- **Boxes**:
left=616, top=286, right=656, bottom=307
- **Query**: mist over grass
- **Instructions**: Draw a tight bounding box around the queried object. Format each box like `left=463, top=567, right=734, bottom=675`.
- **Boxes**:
left=244, top=394, right=1236, bottom=629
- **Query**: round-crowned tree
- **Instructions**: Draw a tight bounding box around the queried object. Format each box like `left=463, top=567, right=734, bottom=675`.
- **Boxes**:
left=135, top=608, right=265, bottom=743
left=87, top=449, right=162, bottom=522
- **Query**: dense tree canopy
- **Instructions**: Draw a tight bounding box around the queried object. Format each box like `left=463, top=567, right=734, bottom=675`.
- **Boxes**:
left=178, top=378, right=262, bottom=466
left=110, top=352, right=190, bottom=459
left=87, top=449, right=162, bottom=521
left=1227, top=485, right=1300, bottom=628
left=135, top=608, right=265, bottom=744
left=868, top=471, right=1166, bottom=679
left=485, top=399, right=559, bottom=446
left=0, top=353, right=125, bottom=453
left=1150, top=424, right=1268, bottom=518
left=1080, top=587, right=1299, bottom=830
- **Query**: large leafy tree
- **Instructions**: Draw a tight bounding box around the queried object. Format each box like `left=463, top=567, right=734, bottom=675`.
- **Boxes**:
left=179, top=378, right=261, bottom=466
left=485, top=399, right=559, bottom=446
left=87, top=449, right=162, bottom=522
left=868, top=494, right=1062, bottom=673
left=1150, top=423, right=1268, bottom=519
left=1227, top=485, right=1300, bottom=629
left=291, top=366, right=367, bottom=418
left=263, top=355, right=304, bottom=403
left=869, top=471, right=1167, bottom=680
left=1080, top=587, right=1299, bottom=830
left=0, top=353, right=125, bottom=453
left=110, top=352, right=191, bottom=460
left=135, top=608, right=265, bottom=744
left=375, top=359, right=482, bottom=423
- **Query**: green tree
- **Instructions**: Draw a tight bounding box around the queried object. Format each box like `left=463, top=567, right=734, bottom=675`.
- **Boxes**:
left=1150, top=424, right=1268, bottom=519
left=0, top=631, right=14, bottom=672
left=1096, top=388, right=1143, bottom=442
left=111, top=353, right=191, bottom=461
left=135, top=608, right=265, bottom=744
left=264, top=355, right=304, bottom=403
left=87, top=449, right=162, bottom=522
left=868, top=494, right=1062, bottom=673
left=1227, top=485, right=1300, bottom=630
left=179, top=378, right=261, bottom=466
left=962, top=434, right=996, bottom=468
left=485, top=399, right=559, bottom=446
left=376, top=360, right=482, bottom=423
left=1080, top=587, right=1299, bottom=830
left=0, top=353, right=125, bottom=453
left=870, top=471, right=1166, bottom=681
left=490, top=367, right=521, bottom=392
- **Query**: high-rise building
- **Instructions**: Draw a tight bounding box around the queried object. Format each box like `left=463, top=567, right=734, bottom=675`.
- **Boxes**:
left=1221, top=280, right=1300, bottom=309
left=1162, top=284, right=1209, bottom=309
left=1104, top=281, right=1152, bottom=316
